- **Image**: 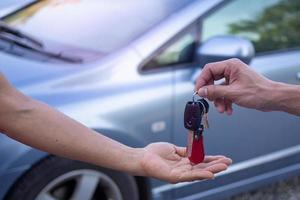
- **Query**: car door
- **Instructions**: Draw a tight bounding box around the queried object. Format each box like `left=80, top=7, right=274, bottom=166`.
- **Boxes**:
left=172, top=0, right=300, bottom=199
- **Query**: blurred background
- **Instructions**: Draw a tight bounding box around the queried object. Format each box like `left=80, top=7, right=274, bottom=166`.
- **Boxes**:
left=0, top=0, right=299, bottom=200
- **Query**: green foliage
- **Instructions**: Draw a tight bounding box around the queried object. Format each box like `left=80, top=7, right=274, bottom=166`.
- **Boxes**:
left=229, top=0, right=300, bottom=53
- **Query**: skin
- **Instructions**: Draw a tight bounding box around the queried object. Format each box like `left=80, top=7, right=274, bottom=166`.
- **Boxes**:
left=0, top=73, right=232, bottom=184
left=195, top=58, right=300, bottom=116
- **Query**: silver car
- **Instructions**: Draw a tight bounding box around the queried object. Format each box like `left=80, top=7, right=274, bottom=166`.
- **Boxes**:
left=0, top=0, right=299, bottom=200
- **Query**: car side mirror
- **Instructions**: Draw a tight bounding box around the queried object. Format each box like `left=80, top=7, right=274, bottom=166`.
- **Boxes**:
left=196, top=35, right=255, bottom=68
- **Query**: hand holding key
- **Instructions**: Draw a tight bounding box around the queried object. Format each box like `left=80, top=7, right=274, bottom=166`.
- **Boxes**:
left=141, top=142, right=232, bottom=183
left=141, top=94, right=232, bottom=183
left=195, top=58, right=276, bottom=114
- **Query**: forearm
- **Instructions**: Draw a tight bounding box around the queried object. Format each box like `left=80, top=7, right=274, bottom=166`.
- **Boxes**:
left=0, top=82, right=145, bottom=175
left=267, top=81, right=300, bottom=116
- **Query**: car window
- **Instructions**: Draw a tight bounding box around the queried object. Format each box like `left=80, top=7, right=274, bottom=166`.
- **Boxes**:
left=143, top=32, right=196, bottom=71
left=2, top=0, right=194, bottom=53
left=201, top=0, right=300, bottom=54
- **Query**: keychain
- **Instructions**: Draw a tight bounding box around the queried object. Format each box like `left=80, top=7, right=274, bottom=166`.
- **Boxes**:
left=184, top=92, right=209, bottom=164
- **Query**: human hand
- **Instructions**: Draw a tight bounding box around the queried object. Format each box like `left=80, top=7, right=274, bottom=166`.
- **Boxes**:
left=140, top=142, right=232, bottom=183
left=195, top=58, right=275, bottom=114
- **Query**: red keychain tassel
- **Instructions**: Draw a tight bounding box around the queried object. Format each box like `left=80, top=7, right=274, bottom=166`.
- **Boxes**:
left=187, top=128, right=205, bottom=164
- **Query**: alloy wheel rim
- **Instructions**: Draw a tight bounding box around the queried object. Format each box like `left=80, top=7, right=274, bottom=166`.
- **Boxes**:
left=35, top=169, right=123, bottom=200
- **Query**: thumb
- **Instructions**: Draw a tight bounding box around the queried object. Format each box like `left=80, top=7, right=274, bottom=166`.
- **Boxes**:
left=174, top=146, right=187, bottom=157
left=198, top=85, right=232, bottom=101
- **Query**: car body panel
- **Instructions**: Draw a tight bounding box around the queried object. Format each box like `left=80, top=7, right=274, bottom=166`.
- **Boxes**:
left=0, top=134, right=46, bottom=199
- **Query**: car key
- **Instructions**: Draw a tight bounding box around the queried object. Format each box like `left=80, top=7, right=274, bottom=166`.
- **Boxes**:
left=199, top=98, right=209, bottom=129
left=184, top=92, right=209, bottom=164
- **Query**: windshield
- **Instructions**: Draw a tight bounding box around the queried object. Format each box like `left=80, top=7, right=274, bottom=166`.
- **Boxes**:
left=2, top=0, right=193, bottom=53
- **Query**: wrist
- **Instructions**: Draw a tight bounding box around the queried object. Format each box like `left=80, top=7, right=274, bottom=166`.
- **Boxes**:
left=263, top=81, right=296, bottom=112
left=126, top=147, right=147, bottom=176
left=269, top=81, right=285, bottom=111
left=270, top=82, right=300, bottom=114
left=254, top=80, right=277, bottom=111
left=261, top=80, right=285, bottom=111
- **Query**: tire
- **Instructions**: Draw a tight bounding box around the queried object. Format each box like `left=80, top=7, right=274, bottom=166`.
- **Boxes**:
left=5, top=156, right=139, bottom=200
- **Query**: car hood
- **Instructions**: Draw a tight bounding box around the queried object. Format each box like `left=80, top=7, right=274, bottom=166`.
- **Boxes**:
left=0, top=48, right=141, bottom=98
left=0, top=52, right=79, bottom=87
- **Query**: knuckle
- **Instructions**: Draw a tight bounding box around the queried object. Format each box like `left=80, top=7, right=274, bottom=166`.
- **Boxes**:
left=207, top=86, right=217, bottom=99
left=171, top=179, right=179, bottom=184
left=170, top=176, right=180, bottom=184
left=204, top=62, right=213, bottom=69
left=229, top=58, right=241, bottom=63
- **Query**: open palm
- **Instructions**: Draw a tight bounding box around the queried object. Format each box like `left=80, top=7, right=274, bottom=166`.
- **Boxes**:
left=141, top=142, right=232, bottom=183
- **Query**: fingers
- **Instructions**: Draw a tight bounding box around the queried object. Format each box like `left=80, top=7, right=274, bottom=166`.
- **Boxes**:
left=214, top=98, right=233, bottom=115
left=213, top=81, right=233, bottom=115
left=195, top=58, right=246, bottom=104
left=195, top=59, right=233, bottom=91
left=198, top=84, right=233, bottom=101
left=203, top=156, right=232, bottom=173
left=169, top=156, right=232, bottom=183
left=214, top=98, right=226, bottom=113
left=202, top=156, right=232, bottom=167
left=205, top=163, right=228, bottom=174
left=224, top=99, right=233, bottom=115
left=197, top=83, right=234, bottom=115
left=203, top=155, right=227, bottom=162
left=195, top=58, right=245, bottom=91
left=173, top=162, right=229, bottom=183
left=174, top=146, right=187, bottom=157
left=195, top=158, right=232, bottom=170
left=177, top=169, right=214, bottom=182
left=192, top=157, right=232, bottom=176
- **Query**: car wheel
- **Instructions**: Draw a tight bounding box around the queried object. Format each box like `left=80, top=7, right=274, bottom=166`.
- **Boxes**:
left=5, top=156, right=139, bottom=200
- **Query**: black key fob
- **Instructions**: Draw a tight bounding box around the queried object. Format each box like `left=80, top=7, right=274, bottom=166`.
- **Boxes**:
left=184, top=101, right=203, bottom=131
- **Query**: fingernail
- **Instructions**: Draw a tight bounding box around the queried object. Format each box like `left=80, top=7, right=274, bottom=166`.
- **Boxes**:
left=217, top=106, right=224, bottom=113
left=226, top=110, right=233, bottom=116
left=198, top=88, right=208, bottom=97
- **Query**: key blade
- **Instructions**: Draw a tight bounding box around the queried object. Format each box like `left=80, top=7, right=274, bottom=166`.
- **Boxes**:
left=203, top=113, right=209, bottom=129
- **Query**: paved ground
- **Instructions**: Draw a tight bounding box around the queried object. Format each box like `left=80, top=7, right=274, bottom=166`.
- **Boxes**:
left=229, top=176, right=300, bottom=200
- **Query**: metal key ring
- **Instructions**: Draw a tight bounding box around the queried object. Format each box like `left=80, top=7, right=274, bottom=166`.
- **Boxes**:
left=192, top=91, right=198, bottom=102
left=193, top=92, right=207, bottom=114
left=198, top=100, right=207, bottom=114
